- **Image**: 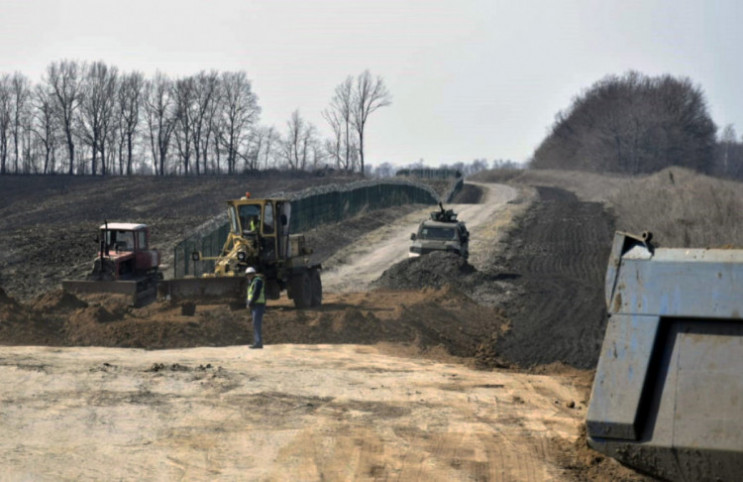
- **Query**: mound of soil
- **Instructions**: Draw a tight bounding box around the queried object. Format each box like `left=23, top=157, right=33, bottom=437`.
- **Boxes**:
left=450, top=184, right=483, bottom=204
left=31, top=290, right=88, bottom=313
left=0, top=287, right=508, bottom=361
left=372, top=252, right=476, bottom=291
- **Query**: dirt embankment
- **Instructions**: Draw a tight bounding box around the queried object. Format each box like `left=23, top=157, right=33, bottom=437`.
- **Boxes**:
left=0, top=284, right=507, bottom=367
left=373, top=185, right=615, bottom=370
left=490, top=187, right=614, bottom=369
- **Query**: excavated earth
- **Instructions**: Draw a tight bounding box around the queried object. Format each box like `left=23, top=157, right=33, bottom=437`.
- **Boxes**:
left=490, top=186, right=615, bottom=369
left=0, top=176, right=650, bottom=481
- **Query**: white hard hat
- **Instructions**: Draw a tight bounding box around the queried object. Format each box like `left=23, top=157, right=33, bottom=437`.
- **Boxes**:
left=245, top=267, right=257, bottom=274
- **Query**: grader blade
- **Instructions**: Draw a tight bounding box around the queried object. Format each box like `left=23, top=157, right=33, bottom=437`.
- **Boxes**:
left=587, top=232, right=743, bottom=481
left=158, top=277, right=247, bottom=305
left=62, top=279, right=156, bottom=307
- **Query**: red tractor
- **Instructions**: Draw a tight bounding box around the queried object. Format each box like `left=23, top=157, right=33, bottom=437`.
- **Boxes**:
left=63, top=222, right=161, bottom=306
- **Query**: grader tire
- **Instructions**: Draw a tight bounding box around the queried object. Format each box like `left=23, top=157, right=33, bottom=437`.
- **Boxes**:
left=291, top=272, right=312, bottom=309
left=310, top=269, right=322, bottom=307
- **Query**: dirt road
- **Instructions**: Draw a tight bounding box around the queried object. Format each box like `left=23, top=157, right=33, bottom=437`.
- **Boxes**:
left=322, top=183, right=519, bottom=293
left=0, top=344, right=589, bottom=481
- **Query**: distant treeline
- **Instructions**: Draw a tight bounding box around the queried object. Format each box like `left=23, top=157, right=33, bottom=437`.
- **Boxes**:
left=531, top=71, right=743, bottom=180
left=0, top=60, right=393, bottom=177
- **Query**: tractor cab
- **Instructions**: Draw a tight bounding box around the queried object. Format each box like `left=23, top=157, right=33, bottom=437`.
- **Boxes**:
left=94, top=223, right=159, bottom=280
left=62, top=222, right=161, bottom=307
left=101, top=223, right=148, bottom=253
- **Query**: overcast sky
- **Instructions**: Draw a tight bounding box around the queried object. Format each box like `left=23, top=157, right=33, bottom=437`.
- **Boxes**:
left=1, top=0, right=741, bottom=167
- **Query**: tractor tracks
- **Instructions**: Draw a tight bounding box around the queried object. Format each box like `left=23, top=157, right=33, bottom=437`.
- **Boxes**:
left=493, top=186, right=615, bottom=369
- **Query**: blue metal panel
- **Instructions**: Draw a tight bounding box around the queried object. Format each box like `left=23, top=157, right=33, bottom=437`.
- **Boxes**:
left=610, top=249, right=743, bottom=319
left=587, top=313, right=661, bottom=440
left=588, top=232, right=743, bottom=481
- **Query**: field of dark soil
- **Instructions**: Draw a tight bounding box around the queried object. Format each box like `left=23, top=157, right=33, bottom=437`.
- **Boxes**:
left=0, top=173, right=369, bottom=301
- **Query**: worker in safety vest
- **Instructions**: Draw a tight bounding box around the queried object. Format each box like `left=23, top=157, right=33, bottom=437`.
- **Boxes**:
left=245, top=266, right=266, bottom=349
left=249, top=216, right=259, bottom=233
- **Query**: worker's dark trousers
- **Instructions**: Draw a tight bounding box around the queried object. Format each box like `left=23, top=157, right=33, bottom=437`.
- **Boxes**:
left=251, top=304, right=265, bottom=347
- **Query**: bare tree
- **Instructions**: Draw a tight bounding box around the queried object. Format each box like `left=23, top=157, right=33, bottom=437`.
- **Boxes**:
left=0, top=64, right=272, bottom=176
left=719, top=124, right=736, bottom=174
left=10, top=73, right=31, bottom=173
left=77, top=61, right=119, bottom=175
left=256, top=125, right=277, bottom=170
left=218, top=71, right=260, bottom=174
left=282, top=110, right=320, bottom=171
left=374, top=161, right=394, bottom=178
left=118, top=71, right=144, bottom=175
left=143, top=73, right=176, bottom=175
left=172, top=76, right=196, bottom=174
left=351, top=71, right=391, bottom=176
left=30, top=85, right=59, bottom=174
left=323, top=76, right=357, bottom=171
left=532, top=72, right=717, bottom=174
left=190, top=71, right=219, bottom=174
left=0, top=75, right=10, bottom=174
left=45, top=60, right=84, bottom=175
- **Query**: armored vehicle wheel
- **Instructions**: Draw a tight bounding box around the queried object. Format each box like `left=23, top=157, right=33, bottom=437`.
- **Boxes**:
left=310, top=269, right=322, bottom=307
left=291, top=271, right=312, bottom=309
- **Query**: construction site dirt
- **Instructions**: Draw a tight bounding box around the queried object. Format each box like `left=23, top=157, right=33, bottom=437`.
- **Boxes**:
left=0, top=176, right=650, bottom=481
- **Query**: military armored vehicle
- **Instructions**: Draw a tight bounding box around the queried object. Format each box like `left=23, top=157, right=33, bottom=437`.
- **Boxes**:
left=409, top=203, right=469, bottom=259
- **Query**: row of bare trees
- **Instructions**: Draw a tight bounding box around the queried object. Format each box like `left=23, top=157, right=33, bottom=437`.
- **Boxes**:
left=0, top=60, right=391, bottom=176
left=371, top=158, right=514, bottom=178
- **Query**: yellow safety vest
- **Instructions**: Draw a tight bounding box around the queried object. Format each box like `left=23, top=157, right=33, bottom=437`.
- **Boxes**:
left=247, top=275, right=266, bottom=305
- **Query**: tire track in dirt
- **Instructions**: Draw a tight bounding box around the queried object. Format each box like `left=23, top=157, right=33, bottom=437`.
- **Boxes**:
left=494, top=186, right=615, bottom=369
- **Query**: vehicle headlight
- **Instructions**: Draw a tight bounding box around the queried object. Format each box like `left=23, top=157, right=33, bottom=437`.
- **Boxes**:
left=237, top=251, right=247, bottom=261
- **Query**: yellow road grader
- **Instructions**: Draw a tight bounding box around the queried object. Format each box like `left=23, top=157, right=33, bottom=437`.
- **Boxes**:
left=158, top=193, right=322, bottom=309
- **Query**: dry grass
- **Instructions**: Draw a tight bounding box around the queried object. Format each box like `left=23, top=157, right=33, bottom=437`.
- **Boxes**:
left=468, top=168, right=524, bottom=184
left=479, top=168, right=634, bottom=203
left=609, top=167, right=743, bottom=248
left=473, top=167, right=743, bottom=248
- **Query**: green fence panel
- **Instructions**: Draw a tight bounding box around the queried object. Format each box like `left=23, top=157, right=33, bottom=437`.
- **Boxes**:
left=174, top=178, right=447, bottom=276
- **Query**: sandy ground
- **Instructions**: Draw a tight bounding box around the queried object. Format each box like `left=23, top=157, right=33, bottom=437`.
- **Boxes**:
left=0, top=344, right=589, bottom=481
left=322, top=183, right=519, bottom=293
